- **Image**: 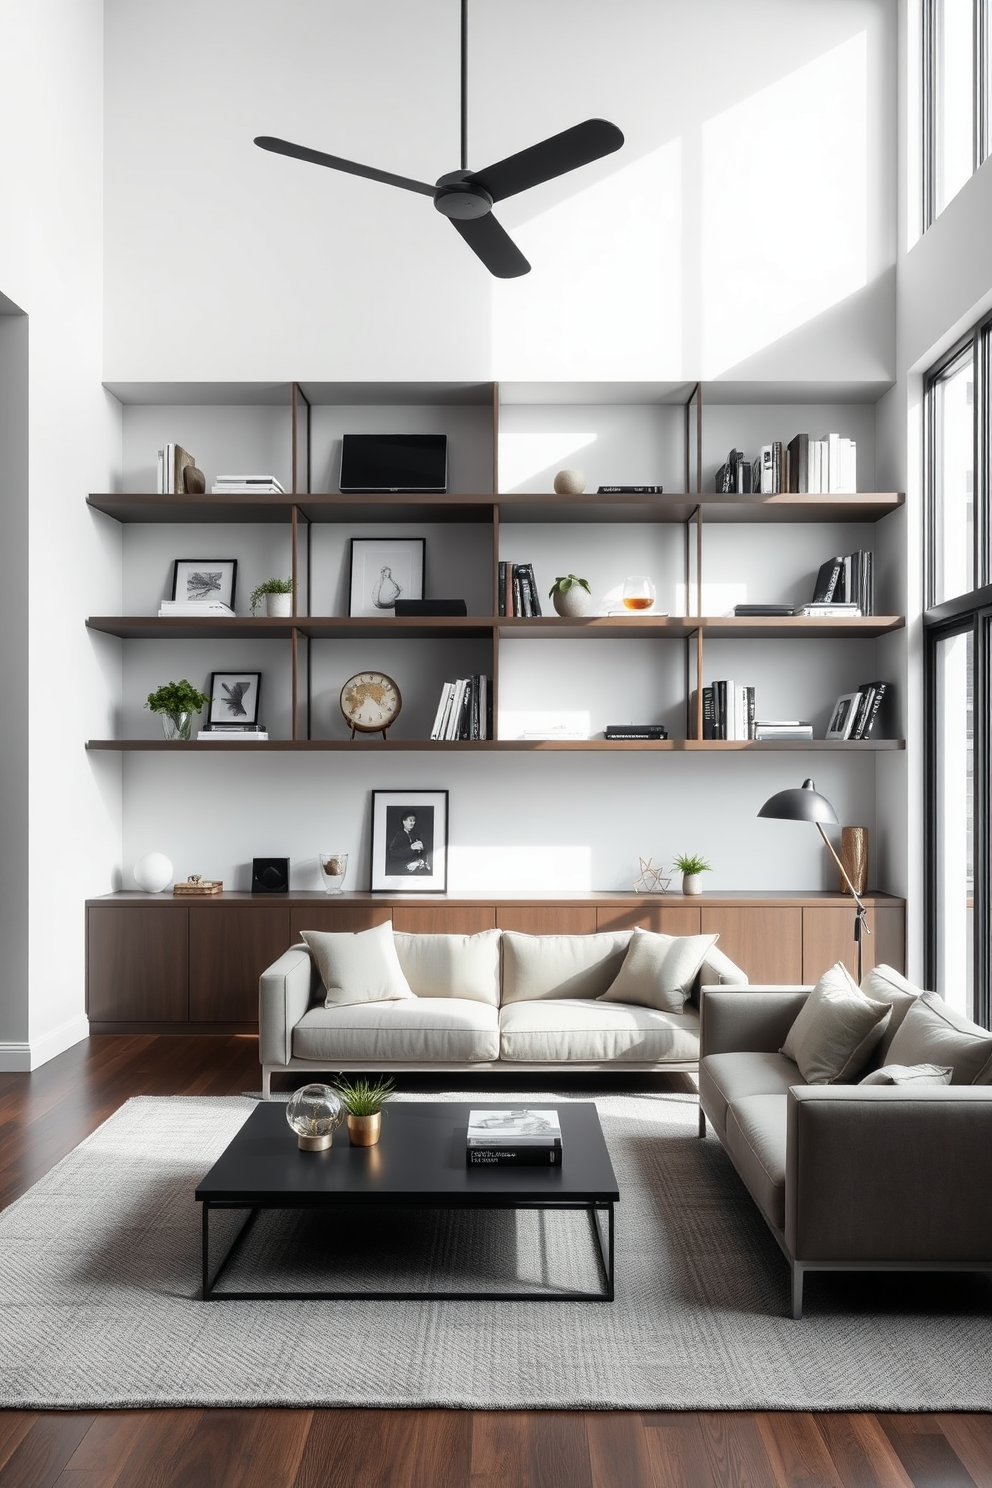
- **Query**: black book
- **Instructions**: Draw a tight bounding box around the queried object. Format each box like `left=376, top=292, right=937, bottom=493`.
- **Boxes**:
left=733, top=604, right=797, bottom=616
left=787, top=433, right=809, bottom=492
left=811, top=556, right=844, bottom=603
left=467, top=1145, right=562, bottom=1167
left=856, top=681, right=887, bottom=740
left=713, top=680, right=727, bottom=740
left=702, top=685, right=715, bottom=739
left=512, top=567, right=523, bottom=616
left=848, top=684, right=875, bottom=741
left=604, top=724, right=669, bottom=739
left=497, top=560, right=507, bottom=616
left=596, top=484, right=664, bottom=494
left=516, top=562, right=542, bottom=616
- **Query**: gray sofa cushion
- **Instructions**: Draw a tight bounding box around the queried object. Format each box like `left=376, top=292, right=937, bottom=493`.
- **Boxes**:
left=698, top=1051, right=800, bottom=1139
left=725, top=1094, right=787, bottom=1233
left=292, top=997, right=499, bottom=1063
left=885, top=991, right=992, bottom=1084
left=860, top=964, right=923, bottom=1061
left=498, top=998, right=699, bottom=1063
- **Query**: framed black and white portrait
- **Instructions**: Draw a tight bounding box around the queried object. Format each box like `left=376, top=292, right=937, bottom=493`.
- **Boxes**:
left=370, top=789, right=448, bottom=892
left=208, top=671, right=262, bottom=728
left=825, top=691, right=859, bottom=740
left=349, top=538, right=425, bottom=618
left=172, top=559, right=238, bottom=608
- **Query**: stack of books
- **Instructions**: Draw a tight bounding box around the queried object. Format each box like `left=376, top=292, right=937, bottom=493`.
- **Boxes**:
left=430, top=675, right=491, bottom=740
left=498, top=561, right=542, bottom=616
left=702, top=681, right=755, bottom=740
left=786, top=433, right=857, bottom=493
left=157, top=444, right=197, bottom=494
left=465, top=1108, right=562, bottom=1167
left=809, top=551, right=873, bottom=614
left=197, top=726, right=269, bottom=741
left=751, top=720, right=814, bottom=741
left=210, top=474, right=286, bottom=495
left=158, top=599, right=234, bottom=618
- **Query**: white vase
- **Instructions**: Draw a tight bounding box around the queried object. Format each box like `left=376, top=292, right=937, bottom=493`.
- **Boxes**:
left=552, top=586, right=592, bottom=617
left=265, top=591, right=293, bottom=617
left=133, top=852, right=173, bottom=893
left=682, top=873, right=703, bottom=896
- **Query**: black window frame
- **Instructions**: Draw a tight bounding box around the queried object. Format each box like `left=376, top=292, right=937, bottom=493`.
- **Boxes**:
left=923, top=0, right=991, bottom=230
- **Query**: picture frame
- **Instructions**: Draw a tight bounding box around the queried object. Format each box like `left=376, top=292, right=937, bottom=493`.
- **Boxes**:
left=172, top=559, right=238, bottom=608
left=370, top=789, right=448, bottom=893
left=349, top=538, right=425, bottom=618
left=825, top=691, right=859, bottom=740
left=207, top=671, right=262, bottom=728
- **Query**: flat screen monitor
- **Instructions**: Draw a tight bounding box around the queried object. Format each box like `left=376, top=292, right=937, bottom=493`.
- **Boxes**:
left=339, top=433, right=448, bottom=493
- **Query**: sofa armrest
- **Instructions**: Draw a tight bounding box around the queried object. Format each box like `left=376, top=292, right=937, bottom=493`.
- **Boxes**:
left=259, top=945, right=315, bottom=1069
left=699, top=986, right=811, bottom=1057
left=686, top=946, right=748, bottom=1009
left=786, top=1085, right=992, bottom=1261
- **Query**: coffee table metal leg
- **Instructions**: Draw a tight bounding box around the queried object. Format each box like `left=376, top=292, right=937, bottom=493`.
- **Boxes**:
left=201, top=1202, right=261, bottom=1299
left=588, top=1201, right=615, bottom=1301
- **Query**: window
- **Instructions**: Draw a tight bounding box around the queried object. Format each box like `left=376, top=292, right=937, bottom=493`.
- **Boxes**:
left=924, top=0, right=992, bottom=226
left=925, top=323, right=992, bottom=1024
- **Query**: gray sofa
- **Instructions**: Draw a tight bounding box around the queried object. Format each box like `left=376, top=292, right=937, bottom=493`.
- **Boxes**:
left=260, top=924, right=747, bottom=1096
left=698, top=967, right=992, bottom=1317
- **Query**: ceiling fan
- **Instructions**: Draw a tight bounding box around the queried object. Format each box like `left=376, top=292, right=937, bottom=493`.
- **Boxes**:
left=254, top=0, right=624, bottom=278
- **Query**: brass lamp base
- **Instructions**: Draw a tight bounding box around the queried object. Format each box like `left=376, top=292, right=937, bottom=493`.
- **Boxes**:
left=297, top=1132, right=334, bottom=1152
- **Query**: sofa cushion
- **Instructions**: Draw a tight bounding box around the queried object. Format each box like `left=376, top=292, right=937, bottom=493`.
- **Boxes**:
left=860, top=964, right=923, bottom=1062
left=885, top=991, right=992, bottom=1084
left=781, top=962, right=891, bottom=1084
left=597, top=929, right=719, bottom=1013
left=392, top=929, right=501, bottom=1006
left=724, top=1094, right=787, bottom=1233
left=301, top=922, right=414, bottom=1007
left=498, top=998, right=700, bottom=1063
left=860, top=1062, right=953, bottom=1086
left=698, top=1051, right=800, bottom=1138
left=292, top=997, right=499, bottom=1062
left=499, top=931, right=630, bottom=1005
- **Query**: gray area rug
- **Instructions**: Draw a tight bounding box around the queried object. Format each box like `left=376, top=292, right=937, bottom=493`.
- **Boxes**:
left=1, top=1091, right=990, bottom=1410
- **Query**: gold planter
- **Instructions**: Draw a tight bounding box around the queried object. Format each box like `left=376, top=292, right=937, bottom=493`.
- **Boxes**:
left=839, top=826, right=869, bottom=896
left=347, top=1112, right=381, bottom=1146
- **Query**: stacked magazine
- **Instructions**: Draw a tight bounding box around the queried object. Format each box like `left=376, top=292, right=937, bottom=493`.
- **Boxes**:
left=465, top=1108, right=562, bottom=1166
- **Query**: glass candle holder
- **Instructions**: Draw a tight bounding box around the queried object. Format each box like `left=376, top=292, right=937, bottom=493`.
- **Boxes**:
left=319, top=852, right=348, bottom=894
left=621, top=575, right=656, bottom=612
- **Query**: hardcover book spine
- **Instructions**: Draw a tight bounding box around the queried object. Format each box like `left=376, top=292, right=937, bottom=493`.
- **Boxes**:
left=702, top=686, right=715, bottom=740
left=497, top=561, right=507, bottom=617
left=858, top=682, right=887, bottom=740
left=467, top=1144, right=562, bottom=1166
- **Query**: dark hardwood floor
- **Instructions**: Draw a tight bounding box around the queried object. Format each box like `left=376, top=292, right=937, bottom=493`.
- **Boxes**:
left=0, top=1036, right=989, bottom=1488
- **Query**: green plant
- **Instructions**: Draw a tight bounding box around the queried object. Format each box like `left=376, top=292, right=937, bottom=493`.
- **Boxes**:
left=333, top=1075, right=396, bottom=1116
left=548, top=574, right=591, bottom=598
left=249, top=576, right=293, bottom=615
left=144, top=679, right=211, bottom=715
left=672, top=853, right=713, bottom=876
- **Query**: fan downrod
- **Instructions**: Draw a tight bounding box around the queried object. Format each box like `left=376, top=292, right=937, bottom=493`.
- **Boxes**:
left=433, top=172, right=493, bottom=220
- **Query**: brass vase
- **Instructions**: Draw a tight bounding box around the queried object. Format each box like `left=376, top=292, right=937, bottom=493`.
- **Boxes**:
left=347, top=1112, right=381, bottom=1146
left=839, top=826, right=869, bottom=895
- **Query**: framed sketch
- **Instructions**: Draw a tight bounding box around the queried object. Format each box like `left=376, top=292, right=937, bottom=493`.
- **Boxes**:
left=349, top=538, right=425, bottom=618
left=825, top=691, right=859, bottom=740
left=172, top=559, right=238, bottom=608
left=370, top=789, right=448, bottom=893
left=208, top=670, right=262, bottom=727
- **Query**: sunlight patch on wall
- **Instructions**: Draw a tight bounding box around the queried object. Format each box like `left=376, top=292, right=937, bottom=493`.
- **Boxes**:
left=450, top=844, right=593, bottom=891
left=701, top=33, right=868, bottom=375
left=498, top=431, right=597, bottom=492
left=491, top=140, right=682, bottom=380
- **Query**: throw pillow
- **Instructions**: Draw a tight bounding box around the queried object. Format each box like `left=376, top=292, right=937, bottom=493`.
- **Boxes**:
left=597, top=929, right=719, bottom=1013
left=500, top=932, right=630, bottom=1004
left=392, top=929, right=501, bottom=1006
left=860, top=964, right=925, bottom=1060
left=859, top=1063, right=953, bottom=1086
left=301, top=921, right=414, bottom=1007
left=780, top=961, right=892, bottom=1084
left=884, top=990, right=992, bottom=1084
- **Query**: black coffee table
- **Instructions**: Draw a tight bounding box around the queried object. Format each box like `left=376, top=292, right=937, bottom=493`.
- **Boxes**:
left=196, top=1100, right=619, bottom=1302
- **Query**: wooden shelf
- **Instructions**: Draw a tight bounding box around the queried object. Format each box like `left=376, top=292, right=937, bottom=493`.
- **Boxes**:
left=85, top=737, right=906, bottom=753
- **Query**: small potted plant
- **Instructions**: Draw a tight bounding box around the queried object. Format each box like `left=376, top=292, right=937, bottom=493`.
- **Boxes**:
left=334, top=1075, right=396, bottom=1146
left=144, top=678, right=211, bottom=741
left=548, top=574, right=592, bottom=617
left=250, top=577, right=294, bottom=617
left=672, top=852, right=713, bottom=896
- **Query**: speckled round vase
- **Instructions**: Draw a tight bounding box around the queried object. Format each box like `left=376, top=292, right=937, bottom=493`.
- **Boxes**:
left=553, top=469, right=586, bottom=495
left=552, top=585, right=592, bottom=617
left=839, top=826, right=868, bottom=895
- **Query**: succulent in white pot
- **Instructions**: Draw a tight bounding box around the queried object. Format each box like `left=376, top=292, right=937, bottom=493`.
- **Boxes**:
left=672, top=852, right=713, bottom=896
left=548, top=574, right=593, bottom=617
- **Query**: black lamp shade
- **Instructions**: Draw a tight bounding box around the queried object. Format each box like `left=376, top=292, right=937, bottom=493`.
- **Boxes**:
left=757, top=778, right=839, bottom=824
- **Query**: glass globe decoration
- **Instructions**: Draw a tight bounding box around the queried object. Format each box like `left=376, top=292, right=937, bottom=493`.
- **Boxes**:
left=285, top=1083, right=344, bottom=1151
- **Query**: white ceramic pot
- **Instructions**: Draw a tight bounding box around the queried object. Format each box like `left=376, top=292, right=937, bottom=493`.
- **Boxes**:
left=133, top=852, right=173, bottom=893
left=265, top=591, right=293, bottom=617
left=682, top=873, right=703, bottom=896
left=552, top=585, right=592, bottom=617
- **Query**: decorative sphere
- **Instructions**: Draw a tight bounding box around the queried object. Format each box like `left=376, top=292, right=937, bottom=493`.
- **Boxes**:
left=286, top=1083, right=344, bottom=1151
left=553, top=468, right=586, bottom=495
left=133, top=852, right=173, bottom=893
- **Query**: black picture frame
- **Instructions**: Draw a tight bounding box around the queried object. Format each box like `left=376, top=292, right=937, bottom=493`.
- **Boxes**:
left=208, top=671, right=262, bottom=728
left=171, top=559, right=238, bottom=608
left=349, top=538, right=426, bottom=618
left=370, top=789, right=448, bottom=892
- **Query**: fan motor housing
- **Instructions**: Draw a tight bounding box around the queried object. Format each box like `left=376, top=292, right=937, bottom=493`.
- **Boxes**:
left=433, top=172, right=493, bottom=219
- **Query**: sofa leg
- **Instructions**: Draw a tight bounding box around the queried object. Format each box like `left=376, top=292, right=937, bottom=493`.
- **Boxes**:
left=261, top=1067, right=271, bottom=1098
left=791, top=1264, right=804, bottom=1319
left=698, top=1107, right=707, bottom=1138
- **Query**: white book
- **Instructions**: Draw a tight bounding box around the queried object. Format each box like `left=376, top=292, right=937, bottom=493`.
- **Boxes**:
left=446, top=678, right=468, bottom=740
left=840, top=437, right=857, bottom=491
left=156, top=448, right=165, bottom=495
left=197, top=729, right=269, bottom=740
left=158, top=600, right=234, bottom=617
left=823, top=432, right=841, bottom=493
left=430, top=682, right=455, bottom=740
left=466, top=1109, right=561, bottom=1144
left=760, top=444, right=775, bottom=494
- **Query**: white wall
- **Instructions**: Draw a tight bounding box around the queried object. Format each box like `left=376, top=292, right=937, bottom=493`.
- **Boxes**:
left=0, top=1, right=122, bottom=1068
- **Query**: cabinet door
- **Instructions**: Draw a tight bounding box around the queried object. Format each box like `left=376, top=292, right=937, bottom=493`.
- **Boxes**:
left=289, top=906, right=393, bottom=940
left=597, top=906, right=701, bottom=935
left=87, top=906, right=188, bottom=1023
left=189, top=907, right=291, bottom=1023
left=802, top=906, right=906, bottom=982
left=393, top=906, right=496, bottom=933
left=496, top=907, right=598, bottom=934
left=700, top=907, right=803, bottom=984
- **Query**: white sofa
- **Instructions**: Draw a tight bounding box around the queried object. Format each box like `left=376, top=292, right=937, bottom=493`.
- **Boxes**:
left=259, top=924, right=747, bottom=1095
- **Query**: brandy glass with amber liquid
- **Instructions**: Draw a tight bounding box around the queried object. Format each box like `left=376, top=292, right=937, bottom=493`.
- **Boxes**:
left=622, top=576, right=656, bottom=612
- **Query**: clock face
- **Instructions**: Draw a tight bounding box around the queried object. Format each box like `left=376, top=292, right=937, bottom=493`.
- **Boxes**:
left=340, top=672, right=402, bottom=733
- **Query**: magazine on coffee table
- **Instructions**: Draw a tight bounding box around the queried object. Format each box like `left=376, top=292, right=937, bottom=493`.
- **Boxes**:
left=466, top=1108, right=562, bottom=1166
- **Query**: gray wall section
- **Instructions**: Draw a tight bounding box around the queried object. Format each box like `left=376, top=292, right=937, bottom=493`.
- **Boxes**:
left=0, top=300, right=29, bottom=1045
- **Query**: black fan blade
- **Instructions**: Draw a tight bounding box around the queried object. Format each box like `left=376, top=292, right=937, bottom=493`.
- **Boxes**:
left=254, top=136, right=436, bottom=198
left=465, top=118, right=623, bottom=203
left=450, top=215, right=530, bottom=278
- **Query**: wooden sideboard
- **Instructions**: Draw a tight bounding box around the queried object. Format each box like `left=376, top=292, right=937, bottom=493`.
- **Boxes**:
left=85, top=890, right=906, bottom=1035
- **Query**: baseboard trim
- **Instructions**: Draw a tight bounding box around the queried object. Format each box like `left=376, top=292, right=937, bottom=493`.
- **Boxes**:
left=0, top=1015, right=89, bottom=1071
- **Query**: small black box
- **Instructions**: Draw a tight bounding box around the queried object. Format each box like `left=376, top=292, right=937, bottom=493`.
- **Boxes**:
left=393, top=599, right=468, bottom=617
left=251, top=856, right=290, bottom=893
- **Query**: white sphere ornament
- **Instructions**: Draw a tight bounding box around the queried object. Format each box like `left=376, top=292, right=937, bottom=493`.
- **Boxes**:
left=133, top=852, right=173, bottom=893
left=553, top=468, right=586, bottom=495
